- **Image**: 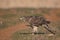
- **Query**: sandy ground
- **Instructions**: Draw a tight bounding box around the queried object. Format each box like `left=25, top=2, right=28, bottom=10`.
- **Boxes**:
left=0, top=23, right=27, bottom=40
left=44, top=10, right=60, bottom=21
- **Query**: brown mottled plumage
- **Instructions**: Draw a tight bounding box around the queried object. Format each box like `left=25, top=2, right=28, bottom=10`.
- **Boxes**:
left=19, top=16, right=55, bottom=35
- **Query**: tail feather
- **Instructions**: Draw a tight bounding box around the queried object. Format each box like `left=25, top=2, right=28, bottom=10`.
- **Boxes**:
left=44, top=26, right=55, bottom=35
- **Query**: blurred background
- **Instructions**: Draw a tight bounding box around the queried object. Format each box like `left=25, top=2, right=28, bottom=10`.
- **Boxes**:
left=0, top=0, right=60, bottom=8
left=0, top=0, right=60, bottom=40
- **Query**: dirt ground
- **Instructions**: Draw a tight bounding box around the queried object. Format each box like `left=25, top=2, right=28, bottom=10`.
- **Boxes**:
left=0, top=9, right=60, bottom=40
left=44, top=10, right=60, bottom=21
left=0, top=23, right=28, bottom=40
